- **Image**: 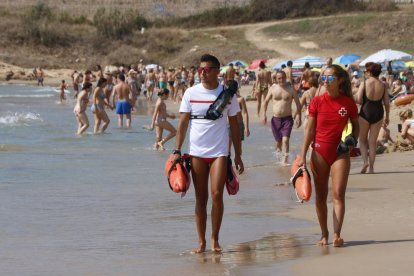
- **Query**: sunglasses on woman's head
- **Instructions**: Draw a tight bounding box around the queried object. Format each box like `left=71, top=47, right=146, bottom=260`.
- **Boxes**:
left=321, top=75, right=336, bottom=82
left=197, top=66, right=217, bottom=74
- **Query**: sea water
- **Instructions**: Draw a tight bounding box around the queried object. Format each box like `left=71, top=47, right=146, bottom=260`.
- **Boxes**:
left=0, top=84, right=315, bottom=275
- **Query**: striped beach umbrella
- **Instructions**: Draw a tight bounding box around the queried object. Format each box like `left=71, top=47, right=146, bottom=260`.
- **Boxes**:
left=292, top=56, right=325, bottom=69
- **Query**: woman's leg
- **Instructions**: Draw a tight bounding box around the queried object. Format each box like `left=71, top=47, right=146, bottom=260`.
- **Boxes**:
left=358, top=117, right=370, bottom=173
left=209, top=156, right=227, bottom=252
left=256, top=91, right=262, bottom=117
left=330, top=155, right=350, bottom=247
left=190, top=157, right=210, bottom=253
left=100, top=111, right=110, bottom=133
left=310, top=150, right=331, bottom=246
left=93, top=113, right=101, bottom=134
left=367, top=120, right=383, bottom=173
left=78, top=113, right=89, bottom=135
left=157, top=121, right=177, bottom=148
left=153, top=126, right=163, bottom=150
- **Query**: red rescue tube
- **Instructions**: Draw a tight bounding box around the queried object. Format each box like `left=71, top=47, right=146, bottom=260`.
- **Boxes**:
left=394, top=94, right=414, bottom=107
left=290, top=156, right=312, bottom=202
left=164, top=155, right=191, bottom=196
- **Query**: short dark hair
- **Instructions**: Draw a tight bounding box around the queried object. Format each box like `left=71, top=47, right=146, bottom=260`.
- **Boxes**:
left=365, top=62, right=382, bottom=77
left=118, top=74, right=125, bottom=81
left=287, top=60, right=293, bottom=67
left=259, top=61, right=266, bottom=69
left=200, top=54, right=220, bottom=68
left=97, top=77, right=107, bottom=87
left=304, top=62, right=310, bottom=69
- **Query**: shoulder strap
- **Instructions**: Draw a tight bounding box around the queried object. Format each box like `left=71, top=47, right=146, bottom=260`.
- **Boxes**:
left=189, top=85, right=224, bottom=120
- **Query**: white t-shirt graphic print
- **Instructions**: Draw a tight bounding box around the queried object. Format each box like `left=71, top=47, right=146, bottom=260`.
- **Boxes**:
left=179, top=83, right=240, bottom=157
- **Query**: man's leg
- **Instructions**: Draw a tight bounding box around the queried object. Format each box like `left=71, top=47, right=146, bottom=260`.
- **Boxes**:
left=118, top=114, right=123, bottom=128
left=209, top=156, right=227, bottom=252
left=126, top=113, right=131, bottom=128
left=190, top=157, right=210, bottom=253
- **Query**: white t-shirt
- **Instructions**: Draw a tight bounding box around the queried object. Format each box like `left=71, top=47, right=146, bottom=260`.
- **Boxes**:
left=179, top=83, right=240, bottom=158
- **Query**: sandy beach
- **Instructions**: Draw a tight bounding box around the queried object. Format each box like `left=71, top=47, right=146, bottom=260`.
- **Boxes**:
left=1, top=65, right=414, bottom=275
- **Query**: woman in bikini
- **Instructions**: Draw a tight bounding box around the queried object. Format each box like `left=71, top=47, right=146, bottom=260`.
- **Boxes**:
left=145, top=68, right=157, bottom=101
left=356, top=62, right=390, bottom=174
left=150, top=88, right=176, bottom=150
left=300, top=72, right=319, bottom=127
left=92, top=78, right=112, bottom=134
left=297, top=64, right=359, bottom=247
left=74, top=83, right=92, bottom=135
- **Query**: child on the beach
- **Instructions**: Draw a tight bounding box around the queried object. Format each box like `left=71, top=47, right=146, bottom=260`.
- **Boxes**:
left=150, top=88, right=176, bottom=150
left=59, top=80, right=67, bottom=103
left=399, top=108, right=414, bottom=144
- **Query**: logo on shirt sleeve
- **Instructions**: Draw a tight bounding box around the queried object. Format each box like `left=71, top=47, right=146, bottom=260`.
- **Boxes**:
left=338, top=107, right=348, bottom=117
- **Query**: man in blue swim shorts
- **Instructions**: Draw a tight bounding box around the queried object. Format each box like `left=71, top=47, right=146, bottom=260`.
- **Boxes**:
left=112, top=73, right=132, bottom=128
left=262, top=71, right=302, bottom=164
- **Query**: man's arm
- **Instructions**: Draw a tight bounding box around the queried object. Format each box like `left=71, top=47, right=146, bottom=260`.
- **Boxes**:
left=292, top=88, right=302, bottom=128
left=262, top=88, right=273, bottom=124
left=229, top=115, right=244, bottom=174
left=173, top=112, right=190, bottom=161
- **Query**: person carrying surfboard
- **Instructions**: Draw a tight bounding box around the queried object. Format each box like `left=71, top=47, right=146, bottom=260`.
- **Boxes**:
left=173, top=54, right=244, bottom=254
left=297, top=64, right=359, bottom=247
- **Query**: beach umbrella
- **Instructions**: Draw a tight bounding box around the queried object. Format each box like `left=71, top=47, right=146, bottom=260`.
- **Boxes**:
left=220, top=66, right=246, bottom=75
left=248, top=58, right=268, bottom=70
left=405, top=61, right=414, bottom=68
left=335, top=54, right=361, bottom=65
left=292, top=56, right=325, bottom=69
left=145, top=64, right=159, bottom=70
left=360, top=49, right=413, bottom=66
left=226, top=60, right=248, bottom=67
left=390, top=60, right=407, bottom=70
left=272, top=60, right=289, bottom=70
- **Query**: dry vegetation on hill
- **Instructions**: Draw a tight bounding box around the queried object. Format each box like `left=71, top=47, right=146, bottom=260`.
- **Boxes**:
left=0, top=0, right=410, bottom=72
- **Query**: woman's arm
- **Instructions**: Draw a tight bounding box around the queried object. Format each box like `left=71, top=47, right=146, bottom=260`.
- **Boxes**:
left=383, top=89, right=390, bottom=126
left=297, top=116, right=316, bottom=168
left=355, top=79, right=365, bottom=104
left=240, top=97, right=250, bottom=137
left=351, top=117, right=360, bottom=142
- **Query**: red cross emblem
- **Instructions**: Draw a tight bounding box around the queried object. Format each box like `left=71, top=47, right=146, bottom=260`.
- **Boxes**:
left=338, top=107, right=347, bottom=117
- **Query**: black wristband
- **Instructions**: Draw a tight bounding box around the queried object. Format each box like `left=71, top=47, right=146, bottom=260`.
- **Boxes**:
left=173, top=149, right=181, bottom=155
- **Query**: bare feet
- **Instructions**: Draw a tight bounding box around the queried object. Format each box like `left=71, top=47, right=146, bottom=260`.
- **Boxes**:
left=152, top=143, right=159, bottom=150
left=333, top=237, right=344, bottom=247
left=157, top=141, right=165, bottom=151
left=361, top=163, right=369, bottom=174
left=317, top=236, right=329, bottom=246
left=191, top=243, right=206, bottom=254
left=368, top=166, right=375, bottom=174
left=211, top=239, right=222, bottom=253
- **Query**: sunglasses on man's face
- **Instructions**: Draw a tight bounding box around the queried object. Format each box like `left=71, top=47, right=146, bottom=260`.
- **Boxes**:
left=321, top=75, right=336, bottom=83
left=197, top=66, right=217, bottom=74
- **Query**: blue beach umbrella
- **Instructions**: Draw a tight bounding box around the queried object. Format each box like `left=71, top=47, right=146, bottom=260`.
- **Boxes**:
left=226, top=60, right=248, bottom=67
left=335, top=54, right=361, bottom=65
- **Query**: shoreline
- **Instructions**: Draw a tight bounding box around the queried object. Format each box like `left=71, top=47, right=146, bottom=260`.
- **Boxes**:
left=1, top=79, right=414, bottom=275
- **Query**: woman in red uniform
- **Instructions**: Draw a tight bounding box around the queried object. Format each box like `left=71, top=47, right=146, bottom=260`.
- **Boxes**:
left=297, top=65, right=359, bottom=247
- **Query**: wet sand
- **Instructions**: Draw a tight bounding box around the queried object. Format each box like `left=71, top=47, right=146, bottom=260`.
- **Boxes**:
left=2, top=78, right=414, bottom=275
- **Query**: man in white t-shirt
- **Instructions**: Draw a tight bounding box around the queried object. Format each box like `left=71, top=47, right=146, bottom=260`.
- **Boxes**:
left=173, top=54, right=244, bottom=254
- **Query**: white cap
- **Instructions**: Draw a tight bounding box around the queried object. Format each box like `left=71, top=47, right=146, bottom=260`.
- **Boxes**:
left=353, top=71, right=358, bottom=76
